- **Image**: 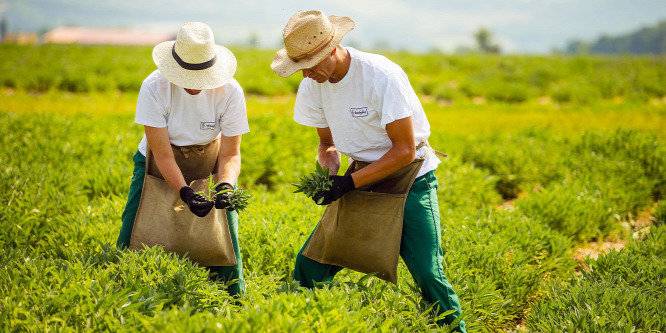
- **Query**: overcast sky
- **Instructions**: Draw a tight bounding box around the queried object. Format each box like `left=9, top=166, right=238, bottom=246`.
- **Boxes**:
left=2, top=0, right=665, bottom=53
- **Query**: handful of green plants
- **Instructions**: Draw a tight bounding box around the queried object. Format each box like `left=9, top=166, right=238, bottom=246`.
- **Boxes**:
left=293, top=161, right=333, bottom=204
left=196, top=174, right=252, bottom=212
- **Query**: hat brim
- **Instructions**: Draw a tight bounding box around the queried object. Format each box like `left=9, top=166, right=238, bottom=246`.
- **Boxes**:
left=271, top=15, right=355, bottom=78
left=152, top=42, right=237, bottom=90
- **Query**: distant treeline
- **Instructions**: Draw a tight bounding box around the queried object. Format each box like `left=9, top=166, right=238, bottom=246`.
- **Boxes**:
left=567, top=20, right=666, bottom=55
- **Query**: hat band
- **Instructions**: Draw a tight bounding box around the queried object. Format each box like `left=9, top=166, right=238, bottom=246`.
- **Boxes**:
left=172, top=45, right=217, bottom=71
left=290, top=32, right=335, bottom=63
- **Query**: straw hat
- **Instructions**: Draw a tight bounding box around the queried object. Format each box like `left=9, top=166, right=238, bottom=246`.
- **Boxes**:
left=152, top=22, right=237, bottom=89
left=271, top=10, right=355, bottom=78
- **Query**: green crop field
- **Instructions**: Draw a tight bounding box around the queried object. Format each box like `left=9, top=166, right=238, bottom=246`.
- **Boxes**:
left=1, top=45, right=665, bottom=332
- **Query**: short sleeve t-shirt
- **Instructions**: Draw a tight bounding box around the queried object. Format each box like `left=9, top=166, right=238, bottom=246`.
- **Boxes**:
left=293, top=47, right=439, bottom=177
left=134, top=70, right=249, bottom=155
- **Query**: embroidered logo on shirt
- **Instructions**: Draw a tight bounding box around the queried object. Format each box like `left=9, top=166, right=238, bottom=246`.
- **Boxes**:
left=350, top=107, right=368, bottom=118
left=200, top=122, right=216, bottom=130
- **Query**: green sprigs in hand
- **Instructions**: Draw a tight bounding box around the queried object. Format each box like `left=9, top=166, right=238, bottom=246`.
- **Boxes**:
left=293, top=161, right=333, bottom=204
left=195, top=174, right=223, bottom=201
left=223, top=188, right=251, bottom=212
left=196, top=174, right=252, bottom=211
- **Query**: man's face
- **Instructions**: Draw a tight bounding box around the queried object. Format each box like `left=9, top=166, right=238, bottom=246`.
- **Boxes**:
left=301, top=52, right=335, bottom=83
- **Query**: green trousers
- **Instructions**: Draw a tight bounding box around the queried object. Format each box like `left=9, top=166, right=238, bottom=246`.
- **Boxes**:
left=116, top=151, right=245, bottom=297
left=294, top=171, right=466, bottom=331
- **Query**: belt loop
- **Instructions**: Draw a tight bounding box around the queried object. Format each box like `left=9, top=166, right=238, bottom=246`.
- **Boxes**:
left=193, top=146, right=205, bottom=156
left=179, top=146, right=190, bottom=159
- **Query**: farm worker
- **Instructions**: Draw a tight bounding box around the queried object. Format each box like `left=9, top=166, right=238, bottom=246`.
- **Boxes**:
left=271, top=10, right=466, bottom=331
left=115, top=22, right=249, bottom=297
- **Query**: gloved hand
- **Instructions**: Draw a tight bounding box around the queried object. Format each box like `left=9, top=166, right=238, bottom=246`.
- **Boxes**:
left=179, top=186, right=214, bottom=217
left=214, top=182, right=235, bottom=211
left=312, top=175, right=356, bottom=205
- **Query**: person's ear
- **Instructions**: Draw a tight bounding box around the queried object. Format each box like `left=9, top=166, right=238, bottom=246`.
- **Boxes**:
left=331, top=47, right=337, bottom=55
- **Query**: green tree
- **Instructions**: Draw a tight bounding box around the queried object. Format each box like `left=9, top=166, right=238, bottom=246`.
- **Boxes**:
left=566, top=20, right=666, bottom=54
left=474, top=27, right=500, bottom=54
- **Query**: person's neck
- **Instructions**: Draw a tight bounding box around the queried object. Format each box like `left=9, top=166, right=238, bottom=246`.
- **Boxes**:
left=184, top=88, right=202, bottom=95
left=329, top=46, right=351, bottom=84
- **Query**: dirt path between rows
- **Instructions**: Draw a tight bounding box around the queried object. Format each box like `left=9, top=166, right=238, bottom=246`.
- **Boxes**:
left=497, top=200, right=656, bottom=268
left=497, top=201, right=657, bottom=332
left=572, top=207, right=656, bottom=271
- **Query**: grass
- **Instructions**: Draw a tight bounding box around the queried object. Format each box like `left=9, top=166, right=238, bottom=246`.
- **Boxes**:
left=525, top=225, right=666, bottom=332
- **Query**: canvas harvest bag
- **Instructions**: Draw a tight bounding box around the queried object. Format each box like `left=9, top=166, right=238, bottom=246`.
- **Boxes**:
left=301, top=149, right=428, bottom=284
left=129, top=138, right=237, bottom=266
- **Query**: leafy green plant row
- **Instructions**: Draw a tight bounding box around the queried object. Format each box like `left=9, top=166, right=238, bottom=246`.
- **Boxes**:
left=0, top=110, right=570, bottom=332
left=0, top=45, right=301, bottom=95
left=1, top=108, right=664, bottom=332
left=0, top=112, right=511, bottom=331
left=461, top=129, right=666, bottom=242
left=2, top=45, right=666, bottom=103
left=439, top=208, right=575, bottom=330
left=525, top=225, right=666, bottom=332
left=397, top=53, right=666, bottom=103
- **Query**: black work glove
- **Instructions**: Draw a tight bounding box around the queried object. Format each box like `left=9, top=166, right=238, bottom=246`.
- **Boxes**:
left=312, top=175, right=356, bottom=205
left=179, top=186, right=214, bottom=217
left=214, top=182, right=235, bottom=211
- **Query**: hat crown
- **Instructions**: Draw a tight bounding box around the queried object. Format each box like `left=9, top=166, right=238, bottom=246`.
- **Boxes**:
left=283, top=10, right=335, bottom=59
left=174, top=22, right=216, bottom=64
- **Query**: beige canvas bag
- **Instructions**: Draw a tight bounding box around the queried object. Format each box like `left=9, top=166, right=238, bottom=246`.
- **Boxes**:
left=301, top=146, right=430, bottom=284
left=129, top=138, right=237, bottom=267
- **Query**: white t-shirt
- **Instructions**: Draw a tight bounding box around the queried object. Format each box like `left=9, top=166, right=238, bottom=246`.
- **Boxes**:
left=294, top=47, right=440, bottom=177
left=135, top=70, right=249, bottom=155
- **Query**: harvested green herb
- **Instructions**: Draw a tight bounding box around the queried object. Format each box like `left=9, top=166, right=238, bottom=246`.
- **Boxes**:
left=195, top=174, right=221, bottom=201
left=293, top=161, right=333, bottom=204
left=196, top=174, right=252, bottom=211
left=224, top=188, right=251, bottom=212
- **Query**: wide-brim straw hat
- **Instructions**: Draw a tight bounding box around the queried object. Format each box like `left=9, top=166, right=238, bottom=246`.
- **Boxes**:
left=271, top=10, right=355, bottom=78
left=153, top=22, right=237, bottom=90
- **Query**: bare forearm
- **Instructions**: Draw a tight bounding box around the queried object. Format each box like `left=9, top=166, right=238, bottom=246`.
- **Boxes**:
left=318, top=143, right=341, bottom=175
left=351, top=144, right=414, bottom=188
left=350, top=116, right=416, bottom=188
left=216, top=154, right=241, bottom=185
left=152, top=154, right=188, bottom=193
left=144, top=126, right=188, bottom=193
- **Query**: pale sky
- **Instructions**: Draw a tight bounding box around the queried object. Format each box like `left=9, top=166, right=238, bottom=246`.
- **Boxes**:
left=3, top=0, right=665, bottom=53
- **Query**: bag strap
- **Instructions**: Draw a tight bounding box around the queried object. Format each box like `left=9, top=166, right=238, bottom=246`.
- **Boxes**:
left=419, top=141, right=448, bottom=158
left=178, top=145, right=207, bottom=158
